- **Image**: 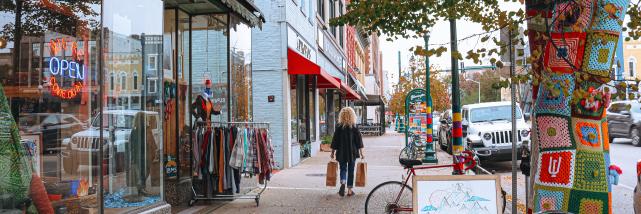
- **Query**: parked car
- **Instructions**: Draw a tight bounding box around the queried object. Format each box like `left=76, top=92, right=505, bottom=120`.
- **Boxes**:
left=635, top=160, right=640, bottom=214
left=432, top=115, right=440, bottom=141
left=606, top=101, right=641, bottom=146
left=61, top=110, right=160, bottom=173
left=19, top=113, right=85, bottom=153
left=439, top=102, right=531, bottom=161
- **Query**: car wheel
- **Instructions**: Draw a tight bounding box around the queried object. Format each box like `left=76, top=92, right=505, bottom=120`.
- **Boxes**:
left=632, top=128, right=641, bottom=147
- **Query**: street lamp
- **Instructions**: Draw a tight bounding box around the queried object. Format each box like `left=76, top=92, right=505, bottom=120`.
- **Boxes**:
left=466, top=78, right=481, bottom=103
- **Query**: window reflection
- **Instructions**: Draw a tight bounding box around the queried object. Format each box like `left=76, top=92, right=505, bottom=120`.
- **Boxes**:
left=230, top=15, right=252, bottom=122
left=0, top=0, right=101, bottom=212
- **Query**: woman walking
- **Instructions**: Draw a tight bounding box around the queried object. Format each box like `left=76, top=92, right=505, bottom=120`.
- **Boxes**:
left=330, top=107, right=364, bottom=197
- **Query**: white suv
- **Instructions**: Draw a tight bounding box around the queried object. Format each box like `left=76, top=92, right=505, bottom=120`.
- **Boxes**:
left=61, top=110, right=160, bottom=173
left=463, top=102, right=531, bottom=161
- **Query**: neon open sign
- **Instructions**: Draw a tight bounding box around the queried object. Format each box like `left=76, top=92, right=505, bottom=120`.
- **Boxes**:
left=48, top=37, right=86, bottom=99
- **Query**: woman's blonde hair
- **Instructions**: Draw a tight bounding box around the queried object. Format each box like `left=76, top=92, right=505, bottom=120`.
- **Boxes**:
left=338, top=107, right=357, bottom=128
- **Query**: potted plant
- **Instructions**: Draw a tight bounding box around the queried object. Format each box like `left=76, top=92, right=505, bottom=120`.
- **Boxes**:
left=320, top=135, right=332, bottom=152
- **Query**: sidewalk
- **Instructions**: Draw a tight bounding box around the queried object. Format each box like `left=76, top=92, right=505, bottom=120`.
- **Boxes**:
left=175, top=130, right=526, bottom=214
left=186, top=131, right=451, bottom=214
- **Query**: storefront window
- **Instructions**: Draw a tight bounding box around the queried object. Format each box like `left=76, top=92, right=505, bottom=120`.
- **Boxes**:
left=319, top=90, right=327, bottom=137
left=309, top=77, right=316, bottom=141
left=290, top=81, right=298, bottom=141
left=230, top=15, right=253, bottom=122
left=103, top=0, right=164, bottom=211
left=0, top=0, right=102, bottom=212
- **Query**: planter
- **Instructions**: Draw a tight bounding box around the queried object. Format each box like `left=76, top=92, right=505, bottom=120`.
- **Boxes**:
left=320, top=144, right=332, bottom=152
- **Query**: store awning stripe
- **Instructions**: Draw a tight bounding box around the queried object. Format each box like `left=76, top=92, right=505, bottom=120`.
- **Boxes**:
left=219, top=0, right=265, bottom=28
left=335, top=77, right=361, bottom=100
left=287, top=48, right=341, bottom=89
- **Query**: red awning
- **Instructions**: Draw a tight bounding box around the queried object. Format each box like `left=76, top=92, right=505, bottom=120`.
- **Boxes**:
left=287, top=48, right=340, bottom=88
left=336, top=77, right=361, bottom=100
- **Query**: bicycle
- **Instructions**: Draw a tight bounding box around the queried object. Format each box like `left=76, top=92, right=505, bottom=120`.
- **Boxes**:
left=365, top=151, right=478, bottom=214
left=399, top=133, right=423, bottom=160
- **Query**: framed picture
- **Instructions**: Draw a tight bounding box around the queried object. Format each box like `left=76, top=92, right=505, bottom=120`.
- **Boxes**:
left=21, top=134, right=42, bottom=176
left=413, top=175, right=502, bottom=214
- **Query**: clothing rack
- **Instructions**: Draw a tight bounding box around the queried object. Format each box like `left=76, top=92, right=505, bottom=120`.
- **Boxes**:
left=189, top=121, right=271, bottom=207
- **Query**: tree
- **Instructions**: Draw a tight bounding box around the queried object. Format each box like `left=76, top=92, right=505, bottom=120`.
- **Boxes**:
left=389, top=54, right=450, bottom=115
left=332, top=1, right=633, bottom=213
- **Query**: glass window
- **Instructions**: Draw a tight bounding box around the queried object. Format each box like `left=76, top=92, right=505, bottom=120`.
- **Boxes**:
left=0, top=0, right=101, bottom=212
left=470, top=106, right=523, bottom=123
left=319, top=90, right=327, bottom=137
left=133, top=71, right=139, bottom=90
left=291, top=82, right=298, bottom=141
left=120, top=72, right=127, bottom=91
left=629, top=57, right=636, bottom=77
left=111, top=72, right=116, bottom=90
left=191, top=14, right=229, bottom=123
left=318, top=0, right=325, bottom=20
left=231, top=15, right=253, bottom=122
left=148, top=54, right=158, bottom=70
left=103, top=0, right=164, bottom=211
left=309, top=78, right=316, bottom=140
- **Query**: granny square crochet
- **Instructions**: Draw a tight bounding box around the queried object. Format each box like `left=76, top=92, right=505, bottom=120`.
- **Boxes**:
left=573, top=119, right=603, bottom=152
left=534, top=185, right=571, bottom=211
left=544, top=32, right=587, bottom=74
left=568, top=189, right=609, bottom=214
left=552, top=0, right=594, bottom=33
left=573, top=151, right=608, bottom=193
left=581, top=33, right=618, bottom=78
left=536, top=150, right=576, bottom=188
left=590, top=0, right=628, bottom=34
left=535, top=74, right=574, bottom=116
left=536, top=114, right=574, bottom=150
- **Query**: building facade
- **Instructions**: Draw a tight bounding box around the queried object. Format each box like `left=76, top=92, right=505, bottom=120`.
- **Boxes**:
left=0, top=0, right=263, bottom=212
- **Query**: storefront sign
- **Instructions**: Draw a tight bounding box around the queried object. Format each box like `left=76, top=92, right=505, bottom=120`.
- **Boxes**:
left=47, top=37, right=87, bottom=100
left=287, top=26, right=316, bottom=61
left=319, top=31, right=344, bottom=72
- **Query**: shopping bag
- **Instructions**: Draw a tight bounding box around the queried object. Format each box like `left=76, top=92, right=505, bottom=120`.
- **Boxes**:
left=355, top=160, right=367, bottom=187
left=326, top=160, right=338, bottom=187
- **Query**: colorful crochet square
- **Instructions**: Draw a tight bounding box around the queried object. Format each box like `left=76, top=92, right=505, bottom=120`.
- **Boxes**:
left=544, top=32, right=586, bottom=74
left=536, top=114, right=574, bottom=150
left=590, top=0, right=629, bottom=34
left=572, top=82, right=607, bottom=119
left=574, top=151, right=608, bottom=193
left=573, top=120, right=603, bottom=151
left=568, top=189, right=609, bottom=214
left=534, top=185, right=571, bottom=212
left=552, top=0, right=594, bottom=33
left=534, top=74, right=574, bottom=116
left=601, top=121, right=610, bottom=151
left=581, top=33, right=618, bottom=78
left=536, top=150, right=576, bottom=188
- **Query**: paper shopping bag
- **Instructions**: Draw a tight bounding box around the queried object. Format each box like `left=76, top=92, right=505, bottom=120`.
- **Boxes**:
left=355, top=161, right=367, bottom=187
left=326, top=160, right=338, bottom=187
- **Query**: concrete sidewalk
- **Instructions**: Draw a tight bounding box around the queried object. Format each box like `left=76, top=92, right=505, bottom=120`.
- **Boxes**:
left=175, top=130, right=526, bottom=214
left=193, top=131, right=456, bottom=214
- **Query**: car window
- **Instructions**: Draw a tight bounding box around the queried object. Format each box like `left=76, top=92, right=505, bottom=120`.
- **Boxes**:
left=462, top=109, right=468, bottom=121
left=632, top=104, right=641, bottom=114
left=470, top=106, right=523, bottom=123
left=609, top=103, right=625, bottom=113
left=41, top=115, right=61, bottom=125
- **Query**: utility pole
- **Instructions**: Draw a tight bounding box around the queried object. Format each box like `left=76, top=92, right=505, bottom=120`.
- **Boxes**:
left=448, top=0, right=463, bottom=174
left=423, top=33, right=437, bottom=163
left=509, top=29, right=518, bottom=214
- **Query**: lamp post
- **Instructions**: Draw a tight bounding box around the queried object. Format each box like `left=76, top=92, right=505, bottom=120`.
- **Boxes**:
left=423, top=33, right=437, bottom=163
left=466, top=78, right=481, bottom=103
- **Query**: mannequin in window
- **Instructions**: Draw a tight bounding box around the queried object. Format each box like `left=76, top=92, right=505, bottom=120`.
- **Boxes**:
left=192, top=80, right=221, bottom=122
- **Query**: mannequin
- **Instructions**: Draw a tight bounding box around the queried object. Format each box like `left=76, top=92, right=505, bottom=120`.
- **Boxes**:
left=192, top=80, right=221, bottom=121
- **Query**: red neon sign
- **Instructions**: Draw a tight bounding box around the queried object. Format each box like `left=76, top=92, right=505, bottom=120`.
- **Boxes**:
left=50, top=77, right=83, bottom=100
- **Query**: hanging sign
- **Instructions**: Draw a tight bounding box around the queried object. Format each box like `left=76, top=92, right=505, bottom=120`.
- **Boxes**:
left=47, top=37, right=86, bottom=99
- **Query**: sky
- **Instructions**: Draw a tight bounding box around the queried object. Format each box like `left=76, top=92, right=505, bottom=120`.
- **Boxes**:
left=380, top=2, right=525, bottom=89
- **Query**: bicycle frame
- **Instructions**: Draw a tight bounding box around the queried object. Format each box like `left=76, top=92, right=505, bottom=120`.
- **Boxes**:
left=393, top=163, right=458, bottom=212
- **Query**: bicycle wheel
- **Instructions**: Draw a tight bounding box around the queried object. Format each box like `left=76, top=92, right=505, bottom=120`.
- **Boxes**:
left=399, top=145, right=416, bottom=160
left=365, top=181, right=413, bottom=214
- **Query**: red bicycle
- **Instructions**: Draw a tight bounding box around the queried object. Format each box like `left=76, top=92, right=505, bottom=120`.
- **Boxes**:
left=364, top=151, right=477, bottom=213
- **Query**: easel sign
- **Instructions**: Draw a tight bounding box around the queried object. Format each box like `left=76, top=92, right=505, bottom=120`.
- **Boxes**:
left=413, top=175, right=502, bottom=214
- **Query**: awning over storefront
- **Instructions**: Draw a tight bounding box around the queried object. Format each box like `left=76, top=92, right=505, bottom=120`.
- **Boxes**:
left=288, top=48, right=341, bottom=89
left=336, top=77, right=361, bottom=100
left=220, top=0, right=265, bottom=27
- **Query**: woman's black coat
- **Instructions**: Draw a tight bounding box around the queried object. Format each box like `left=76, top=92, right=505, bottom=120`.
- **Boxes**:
left=331, top=125, right=364, bottom=163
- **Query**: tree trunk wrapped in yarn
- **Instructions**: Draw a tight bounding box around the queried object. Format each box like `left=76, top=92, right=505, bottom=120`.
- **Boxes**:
left=525, top=0, right=629, bottom=213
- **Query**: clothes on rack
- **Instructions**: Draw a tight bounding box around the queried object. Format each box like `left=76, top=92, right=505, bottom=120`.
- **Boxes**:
left=192, top=124, right=274, bottom=195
